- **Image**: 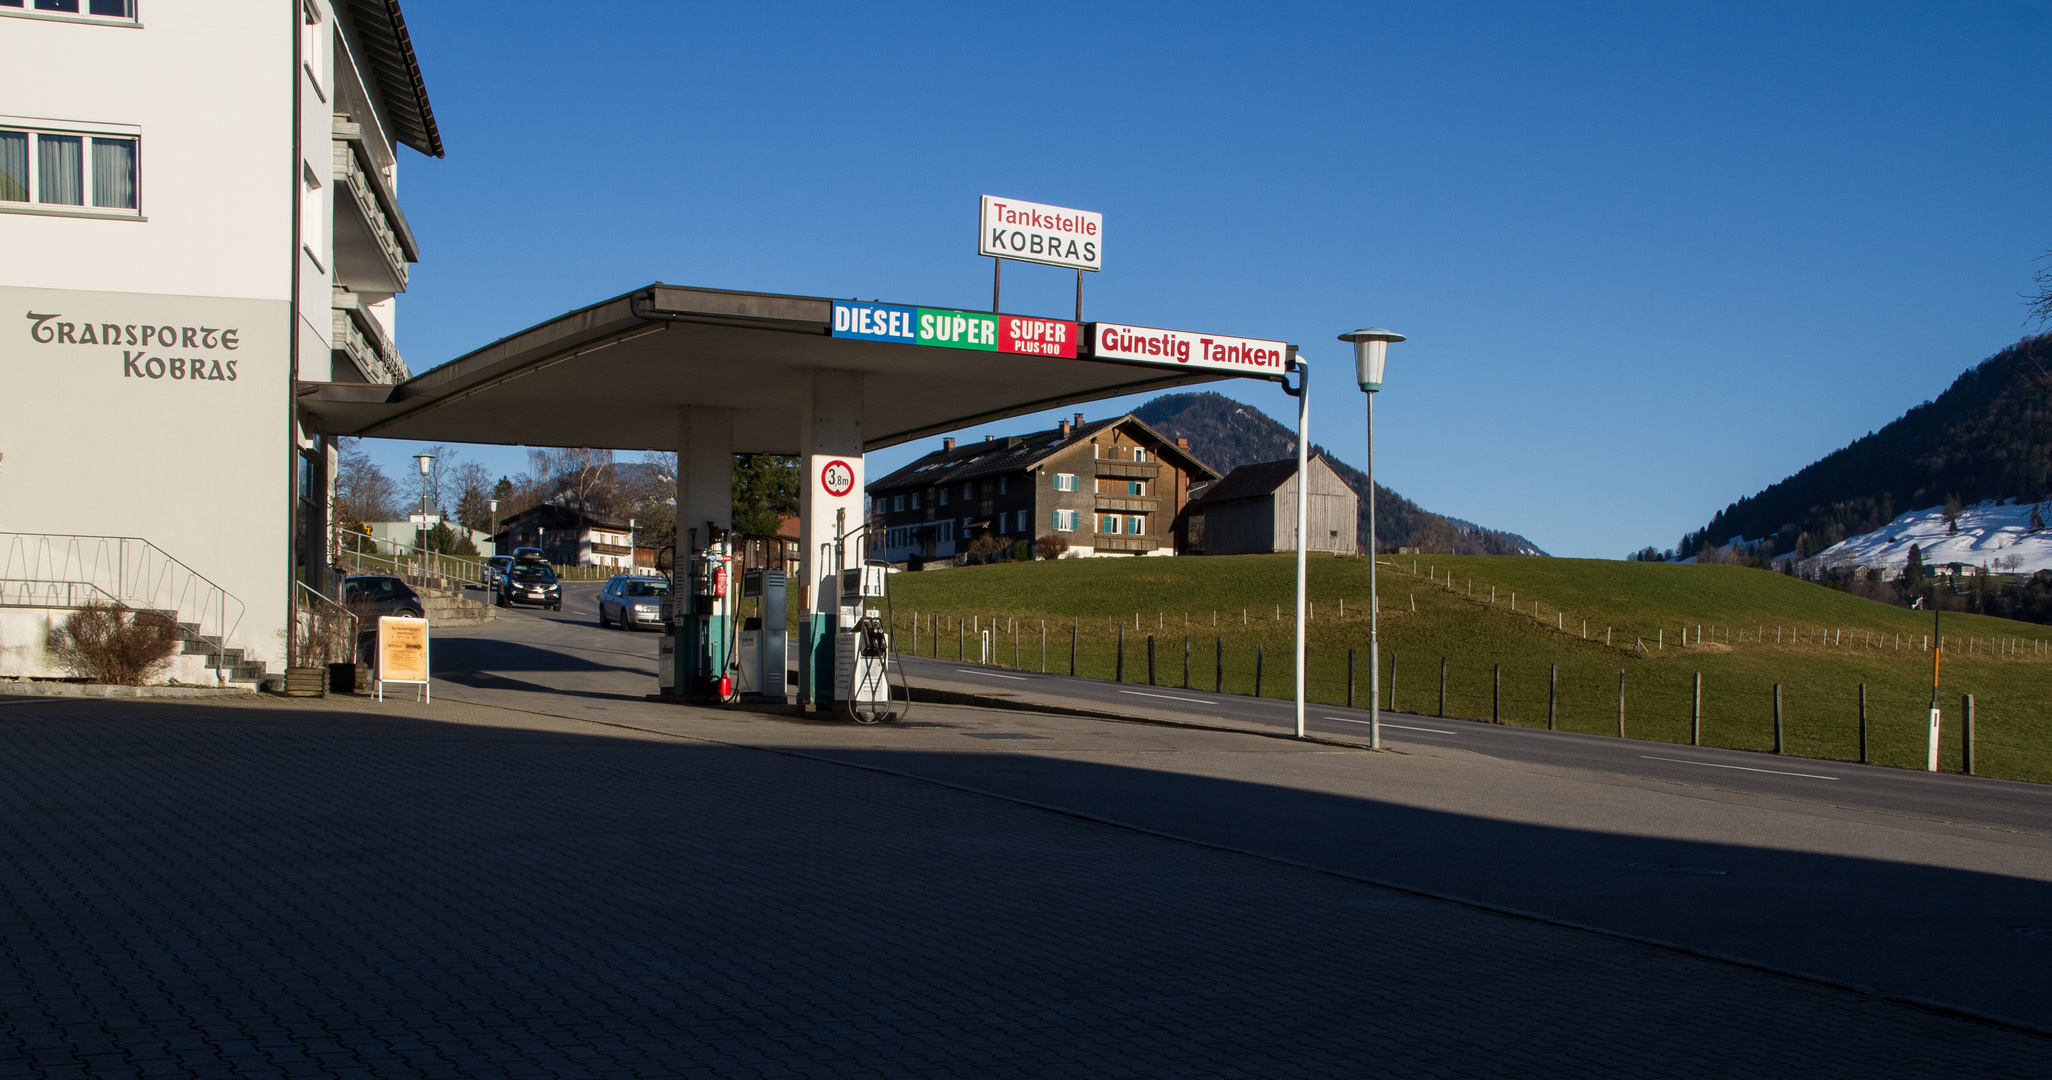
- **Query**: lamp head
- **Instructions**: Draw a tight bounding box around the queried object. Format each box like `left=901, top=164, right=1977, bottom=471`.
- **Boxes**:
left=1338, top=328, right=1406, bottom=392
left=414, top=453, right=435, bottom=475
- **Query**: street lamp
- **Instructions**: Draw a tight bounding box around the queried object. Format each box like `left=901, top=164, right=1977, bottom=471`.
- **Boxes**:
left=1339, top=327, right=1406, bottom=750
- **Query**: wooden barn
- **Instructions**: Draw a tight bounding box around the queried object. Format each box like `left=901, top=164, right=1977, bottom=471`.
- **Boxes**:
left=1191, top=456, right=1359, bottom=555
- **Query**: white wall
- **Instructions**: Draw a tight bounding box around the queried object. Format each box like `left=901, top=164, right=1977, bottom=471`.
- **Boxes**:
left=0, top=2, right=290, bottom=300
left=0, top=285, right=292, bottom=665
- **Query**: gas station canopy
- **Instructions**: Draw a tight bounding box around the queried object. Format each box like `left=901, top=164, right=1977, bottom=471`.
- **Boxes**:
left=300, top=284, right=1272, bottom=452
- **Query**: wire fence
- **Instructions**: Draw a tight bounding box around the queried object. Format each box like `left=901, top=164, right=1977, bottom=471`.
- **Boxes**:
left=892, top=607, right=2031, bottom=781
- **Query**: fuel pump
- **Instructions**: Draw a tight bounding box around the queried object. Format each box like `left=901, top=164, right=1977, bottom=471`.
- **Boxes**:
left=828, top=510, right=906, bottom=723
left=667, top=524, right=740, bottom=702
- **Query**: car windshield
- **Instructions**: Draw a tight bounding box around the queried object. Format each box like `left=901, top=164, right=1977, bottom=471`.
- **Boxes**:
left=511, top=566, right=555, bottom=582
left=622, top=580, right=669, bottom=597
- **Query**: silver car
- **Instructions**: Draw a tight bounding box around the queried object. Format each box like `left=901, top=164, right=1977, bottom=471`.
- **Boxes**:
left=598, top=575, right=670, bottom=630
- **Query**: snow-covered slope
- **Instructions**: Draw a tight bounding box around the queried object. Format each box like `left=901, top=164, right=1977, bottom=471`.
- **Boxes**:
left=1805, top=500, right=2052, bottom=576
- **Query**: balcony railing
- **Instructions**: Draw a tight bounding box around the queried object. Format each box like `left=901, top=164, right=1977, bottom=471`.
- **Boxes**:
left=331, top=289, right=410, bottom=384
left=331, top=117, right=417, bottom=294
left=1094, top=495, right=1160, bottom=513
left=1095, top=536, right=1159, bottom=552
left=1095, top=460, right=1160, bottom=478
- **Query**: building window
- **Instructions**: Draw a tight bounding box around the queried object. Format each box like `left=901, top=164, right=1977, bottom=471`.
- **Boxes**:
left=1052, top=472, right=1077, bottom=492
left=0, top=126, right=138, bottom=212
left=938, top=521, right=953, bottom=544
left=1134, top=448, right=1148, bottom=463
left=1100, top=514, right=1119, bottom=534
left=1127, top=515, right=1146, bottom=535
left=1016, top=510, right=1029, bottom=532
left=938, top=488, right=949, bottom=506
left=911, top=492, right=921, bottom=509
left=961, top=483, right=973, bottom=499
left=998, top=477, right=1007, bottom=495
left=0, top=1, right=139, bottom=21
left=1127, top=481, right=1146, bottom=496
left=892, top=495, right=905, bottom=512
left=1053, top=509, right=1077, bottom=532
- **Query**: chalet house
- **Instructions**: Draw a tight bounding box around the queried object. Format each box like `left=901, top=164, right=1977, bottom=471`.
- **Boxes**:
left=490, top=505, right=642, bottom=568
left=1191, top=456, right=1359, bottom=555
left=868, top=413, right=1221, bottom=563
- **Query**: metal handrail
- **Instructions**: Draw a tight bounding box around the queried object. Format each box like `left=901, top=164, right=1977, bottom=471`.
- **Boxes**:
left=294, top=581, right=362, bottom=668
left=336, top=530, right=492, bottom=591
left=0, top=533, right=244, bottom=679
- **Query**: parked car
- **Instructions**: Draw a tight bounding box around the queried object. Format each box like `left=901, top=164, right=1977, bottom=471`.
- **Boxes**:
left=499, top=562, right=562, bottom=610
left=598, top=575, right=670, bottom=630
left=342, top=575, right=426, bottom=620
left=511, top=546, right=546, bottom=563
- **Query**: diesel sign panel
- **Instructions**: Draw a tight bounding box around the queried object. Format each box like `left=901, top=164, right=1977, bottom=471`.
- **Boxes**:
left=979, top=195, right=1102, bottom=272
left=832, top=302, right=1076, bottom=358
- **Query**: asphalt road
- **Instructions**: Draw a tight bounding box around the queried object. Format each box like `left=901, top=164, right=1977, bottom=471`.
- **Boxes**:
left=432, top=587, right=2052, bottom=1032
left=898, top=654, right=2052, bottom=836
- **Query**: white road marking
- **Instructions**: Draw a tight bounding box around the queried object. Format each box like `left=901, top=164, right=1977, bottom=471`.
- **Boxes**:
left=955, top=668, right=1029, bottom=681
left=1120, top=689, right=1217, bottom=705
left=1640, top=755, right=1839, bottom=781
left=1326, top=717, right=1459, bottom=735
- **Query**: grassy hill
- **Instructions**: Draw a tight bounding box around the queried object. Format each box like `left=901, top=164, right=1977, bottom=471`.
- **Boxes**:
left=882, top=554, right=2052, bottom=784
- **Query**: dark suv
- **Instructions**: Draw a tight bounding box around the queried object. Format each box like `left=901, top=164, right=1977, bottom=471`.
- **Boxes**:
left=342, top=575, right=426, bottom=620
left=500, top=562, right=562, bottom=610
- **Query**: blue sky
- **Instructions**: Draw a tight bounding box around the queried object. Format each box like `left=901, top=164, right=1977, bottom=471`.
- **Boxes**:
left=359, top=1, right=2052, bottom=558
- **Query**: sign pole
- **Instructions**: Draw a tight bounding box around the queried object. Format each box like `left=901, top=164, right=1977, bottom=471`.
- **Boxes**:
left=1928, top=604, right=1943, bottom=771
left=992, top=257, right=1002, bottom=313
left=1074, top=268, right=1083, bottom=324
left=1289, top=354, right=1310, bottom=740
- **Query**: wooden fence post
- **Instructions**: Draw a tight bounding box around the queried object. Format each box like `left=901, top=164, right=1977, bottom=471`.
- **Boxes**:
left=1147, top=634, right=1156, bottom=686
left=1692, top=671, right=1702, bottom=747
left=1773, top=683, right=1784, bottom=754
left=1617, top=668, right=1626, bottom=738
left=1858, top=683, right=1867, bottom=764
left=1216, top=637, right=1223, bottom=694
left=1548, top=664, right=1558, bottom=731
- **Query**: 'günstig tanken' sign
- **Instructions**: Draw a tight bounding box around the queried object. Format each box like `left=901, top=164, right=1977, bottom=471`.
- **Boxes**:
left=980, top=195, right=1101, bottom=272
left=1090, top=322, right=1289, bottom=376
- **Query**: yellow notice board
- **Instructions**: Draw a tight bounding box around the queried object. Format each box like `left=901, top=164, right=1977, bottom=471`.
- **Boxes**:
left=376, top=615, right=430, bottom=701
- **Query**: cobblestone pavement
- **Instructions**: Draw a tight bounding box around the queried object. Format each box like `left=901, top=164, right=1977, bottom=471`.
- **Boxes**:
left=1, top=696, right=2045, bottom=1078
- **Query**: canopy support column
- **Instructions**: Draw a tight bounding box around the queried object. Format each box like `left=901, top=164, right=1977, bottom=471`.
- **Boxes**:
left=674, top=407, right=734, bottom=696
left=798, top=370, right=864, bottom=708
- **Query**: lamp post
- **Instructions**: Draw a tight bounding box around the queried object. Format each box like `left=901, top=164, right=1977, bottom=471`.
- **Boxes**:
left=1283, top=351, right=1310, bottom=739
left=412, top=453, right=435, bottom=576
left=1340, top=327, right=1406, bottom=750
left=489, top=499, right=499, bottom=555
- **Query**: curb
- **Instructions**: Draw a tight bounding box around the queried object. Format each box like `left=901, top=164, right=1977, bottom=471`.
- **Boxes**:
left=0, top=680, right=257, bottom=699
left=905, top=683, right=1380, bottom=752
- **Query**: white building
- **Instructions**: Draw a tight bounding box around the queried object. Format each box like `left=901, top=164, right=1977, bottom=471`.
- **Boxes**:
left=0, top=0, right=441, bottom=682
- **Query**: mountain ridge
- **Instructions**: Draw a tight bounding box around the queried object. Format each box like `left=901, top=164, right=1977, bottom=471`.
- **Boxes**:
left=1681, top=334, right=2052, bottom=559
left=1131, top=392, right=1547, bottom=556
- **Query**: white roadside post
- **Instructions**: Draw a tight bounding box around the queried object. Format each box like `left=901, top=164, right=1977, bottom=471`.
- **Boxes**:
left=1286, top=352, right=1310, bottom=739
left=1341, top=328, right=1406, bottom=750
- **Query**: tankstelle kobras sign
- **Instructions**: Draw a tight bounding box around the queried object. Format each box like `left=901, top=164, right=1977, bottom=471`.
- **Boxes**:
left=1089, top=322, right=1289, bottom=375
left=979, top=195, right=1101, bottom=273
left=831, top=301, right=1076, bottom=358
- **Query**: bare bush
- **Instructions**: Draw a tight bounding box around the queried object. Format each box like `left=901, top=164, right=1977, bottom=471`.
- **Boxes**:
left=48, top=600, right=184, bottom=685
left=1034, top=534, right=1070, bottom=560
left=966, top=533, right=1007, bottom=564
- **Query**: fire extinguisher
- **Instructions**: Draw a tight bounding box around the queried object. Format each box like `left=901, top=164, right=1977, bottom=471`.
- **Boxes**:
left=718, top=673, right=733, bottom=698
left=713, top=566, right=729, bottom=598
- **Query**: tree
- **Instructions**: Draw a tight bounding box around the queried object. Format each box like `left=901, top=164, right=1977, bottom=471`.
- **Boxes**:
left=619, top=451, right=677, bottom=556
left=2030, top=250, right=2052, bottom=328
left=2034, top=504, right=2047, bottom=533
left=449, top=461, right=494, bottom=534
left=334, top=439, right=398, bottom=532
left=1944, top=494, right=1964, bottom=535
left=732, top=454, right=799, bottom=537
left=527, top=447, right=618, bottom=516
left=1905, top=543, right=1926, bottom=586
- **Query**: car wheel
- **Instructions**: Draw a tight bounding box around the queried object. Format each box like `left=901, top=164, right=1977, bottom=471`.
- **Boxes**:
left=598, top=606, right=610, bottom=628
left=552, top=603, right=562, bottom=612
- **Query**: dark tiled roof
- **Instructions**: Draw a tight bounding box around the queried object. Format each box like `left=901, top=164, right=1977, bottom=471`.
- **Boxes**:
left=1195, top=455, right=1344, bottom=505
left=868, top=415, right=1220, bottom=493
left=345, top=0, right=444, bottom=158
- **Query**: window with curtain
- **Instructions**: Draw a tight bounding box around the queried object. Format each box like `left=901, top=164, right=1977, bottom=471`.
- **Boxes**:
left=91, top=137, right=134, bottom=209
left=1, top=1, right=138, bottom=18
left=0, top=127, right=139, bottom=212
left=1127, top=515, right=1146, bottom=535
left=0, top=131, right=25, bottom=202
left=37, top=134, right=82, bottom=205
